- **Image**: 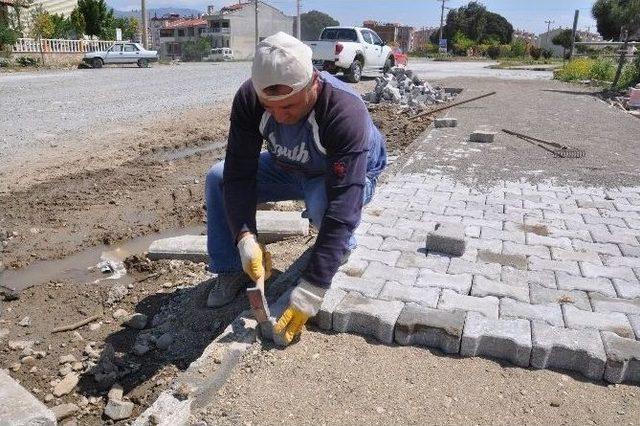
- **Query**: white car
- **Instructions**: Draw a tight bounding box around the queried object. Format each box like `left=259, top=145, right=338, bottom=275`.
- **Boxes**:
left=83, top=42, right=158, bottom=68
left=304, top=26, right=395, bottom=83
left=207, top=47, right=234, bottom=61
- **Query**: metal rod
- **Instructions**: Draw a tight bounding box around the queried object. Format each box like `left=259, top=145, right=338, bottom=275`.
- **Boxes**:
left=409, top=91, right=497, bottom=121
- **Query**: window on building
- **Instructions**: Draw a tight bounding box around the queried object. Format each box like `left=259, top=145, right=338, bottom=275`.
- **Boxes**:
left=224, top=39, right=229, bottom=47
left=211, top=21, right=220, bottom=28
left=222, top=21, right=229, bottom=28
left=159, top=29, right=173, bottom=37
left=188, top=27, right=194, bottom=36
left=177, top=29, right=185, bottom=37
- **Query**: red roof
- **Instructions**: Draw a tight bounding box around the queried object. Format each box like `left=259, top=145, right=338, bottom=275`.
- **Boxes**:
left=164, top=18, right=207, bottom=29
left=220, top=2, right=250, bottom=13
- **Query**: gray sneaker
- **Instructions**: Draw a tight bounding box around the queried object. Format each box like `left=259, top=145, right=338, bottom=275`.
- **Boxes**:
left=206, top=272, right=251, bottom=308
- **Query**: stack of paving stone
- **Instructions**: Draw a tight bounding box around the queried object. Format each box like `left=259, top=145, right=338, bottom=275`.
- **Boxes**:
left=362, top=67, right=454, bottom=111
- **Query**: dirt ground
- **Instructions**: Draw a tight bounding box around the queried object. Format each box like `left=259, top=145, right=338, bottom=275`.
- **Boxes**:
left=200, top=330, right=640, bottom=425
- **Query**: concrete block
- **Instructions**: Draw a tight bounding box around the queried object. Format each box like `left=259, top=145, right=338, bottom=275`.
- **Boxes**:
left=629, top=315, right=640, bottom=340
left=379, top=281, right=440, bottom=307
left=256, top=210, right=309, bottom=243
left=352, top=247, right=401, bottom=266
left=148, top=235, right=208, bottom=263
left=529, top=283, right=591, bottom=311
left=591, top=230, right=638, bottom=246
left=331, top=273, right=385, bottom=298
left=471, top=275, right=529, bottom=302
left=529, top=258, right=580, bottom=275
left=448, top=258, right=501, bottom=280
left=602, top=331, right=640, bottom=384
left=395, top=304, right=466, bottom=353
left=501, top=266, right=556, bottom=288
left=500, top=298, right=564, bottom=326
left=563, top=305, right=634, bottom=338
left=361, top=261, right=418, bottom=286
left=590, top=293, right=640, bottom=315
left=438, top=289, right=499, bottom=318
left=556, top=271, right=615, bottom=296
left=581, top=262, right=638, bottom=282
left=613, top=278, right=640, bottom=299
left=434, top=117, right=458, bottom=128
left=333, top=292, right=405, bottom=344
left=313, top=288, right=347, bottom=331
left=551, top=247, right=602, bottom=264
left=397, top=251, right=450, bottom=272
left=502, top=241, right=550, bottom=259
left=426, top=223, right=466, bottom=256
left=415, top=270, right=472, bottom=294
left=469, top=130, right=497, bottom=143
left=460, top=312, right=532, bottom=367
left=530, top=323, right=606, bottom=380
left=0, top=369, right=56, bottom=425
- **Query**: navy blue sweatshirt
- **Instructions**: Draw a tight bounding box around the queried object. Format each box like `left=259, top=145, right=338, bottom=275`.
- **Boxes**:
left=223, top=72, right=387, bottom=287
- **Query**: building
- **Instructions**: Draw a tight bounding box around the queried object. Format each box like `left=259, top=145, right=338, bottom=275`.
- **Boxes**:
left=575, top=30, right=603, bottom=43
left=411, top=27, right=437, bottom=51
left=204, top=1, right=294, bottom=60
left=538, top=28, right=567, bottom=56
left=513, top=29, right=538, bottom=46
left=362, top=20, right=414, bottom=53
left=152, top=15, right=208, bottom=58
left=31, top=0, right=77, bottom=16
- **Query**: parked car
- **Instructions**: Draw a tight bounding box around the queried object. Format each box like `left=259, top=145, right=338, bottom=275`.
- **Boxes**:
left=391, top=47, right=408, bottom=67
left=206, top=47, right=234, bottom=61
left=304, top=26, right=395, bottom=83
left=83, top=42, right=158, bottom=68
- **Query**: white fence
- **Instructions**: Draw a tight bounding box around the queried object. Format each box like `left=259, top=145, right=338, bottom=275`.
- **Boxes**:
left=12, top=38, right=116, bottom=54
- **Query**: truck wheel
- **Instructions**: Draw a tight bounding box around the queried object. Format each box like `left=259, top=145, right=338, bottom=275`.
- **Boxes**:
left=92, top=58, right=103, bottom=69
left=383, top=57, right=394, bottom=74
left=137, top=58, right=149, bottom=68
left=346, top=59, right=362, bottom=83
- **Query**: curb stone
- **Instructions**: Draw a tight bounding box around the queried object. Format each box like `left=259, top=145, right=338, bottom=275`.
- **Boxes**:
left=394, top=303, right=466, bottom=353
left=601, top=331, right=640, bottom=384
left=333, top=292, right=404, bottom=344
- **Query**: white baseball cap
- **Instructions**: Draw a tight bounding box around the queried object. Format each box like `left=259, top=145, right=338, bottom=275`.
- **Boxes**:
left=251, top=31, right=314, bottom=101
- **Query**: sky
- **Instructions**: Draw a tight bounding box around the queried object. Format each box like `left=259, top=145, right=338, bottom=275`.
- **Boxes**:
left=106, top=0, right=600, bottom=35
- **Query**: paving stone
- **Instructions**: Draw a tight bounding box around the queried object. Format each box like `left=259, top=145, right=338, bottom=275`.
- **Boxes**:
left=438, top=289, right=499, bottom=318
left=379, top=282, right=440, bottom=307
left=529, top=284, right=591, bottom=311
left=463, top=218, right=503, bottom=230
left=352, top=247, right=401, bottom=266
left=501, top=267, right=556, bottom=289
left=590, top=293, right=640, bottom=315
left=356, top=234, right=384, bottom=250
left=460, top=312, right=531, bottom=367
left=361, top=262, right=418, bottom=286
left=396, top=251, right=450, bottom=272
left=0, top=369, right=56, bottom=425
left=591, top=229, right=638, bottom=246
left=601, top=331, right=640, bottom=383
left=604, top=256, right=640, bottom=268
left=502, top=241, right=550, bottom=259
left=331, top=273, right=385, bottom=298
left=529, top=258, right=580, bottom=275
left=379, top=237, right=422, bottom=253
left=333, top=292, right=404, bottom=344
left=467, top=238, right=503, bottom=252
left=525, top=233, right=573, bottom=249
left=367, top=224, right=413, bottom=239
left=337, top=259, right=369, bottom=278
left=448, top=258, right=501, bottom=280
left=147, top=235, right=208, bottom=263
left=469, top=130, right=497, bottom=143
left=471, top=276, right=529, bottom=302
left=612, top=279, right=640, bottom=299
left=530, top=322, right=606, bottom=380
left=362, top=212, right=400, bottom=227
left=481, top=227, right=525, bottom=244
left=563, top=305, right=634, bottom=338
left=314, top=288, right=347, bottom=331
left=395, top=304, right=466, bottom=353
left=426, top=223, right=466, bottom=256
left=629, top=315, right=640, bottom=339
left=620, top=244, right=640, bottom=258
left=415, top=270, right=473, bottom=294
left=580, top=262, right=638, bottom=282
left=551, top=247, right=602, bottom=264
left=555, top=271, right=616, bottom=297
left=500, top=298, right=564, bottom=326
left=434, top=117, right=458, bottom=128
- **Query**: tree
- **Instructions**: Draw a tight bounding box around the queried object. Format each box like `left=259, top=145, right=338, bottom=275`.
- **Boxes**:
left=69, top=7, right=86, bottom=38
left=7, top=0, right=33, bottom=37
left=50, top=13, right=75, bottom=38
left=182, top=37, right=211, bottom=61
left=0, top=22, right=18, bottom=51
left=299, top=10, right=339, bottom=40
left=76, top=0, right=113, bottom=37
left=552, top=29, right=581, bottom=58
left=30, top=7, right=55, bottom=39
left=103, top=17, right=138, bottom=40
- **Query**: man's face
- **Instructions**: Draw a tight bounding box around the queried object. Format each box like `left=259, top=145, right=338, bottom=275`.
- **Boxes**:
left=258, top=80, right=317, bottom=125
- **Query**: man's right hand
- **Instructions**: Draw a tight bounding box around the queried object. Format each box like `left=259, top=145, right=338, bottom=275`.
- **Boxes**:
left=237, top=233, right=272, bottom=282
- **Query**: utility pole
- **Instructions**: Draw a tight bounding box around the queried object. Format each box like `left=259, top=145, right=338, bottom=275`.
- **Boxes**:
left=296, top=0, right=301, bottom=39
left=141, top=0, right=148, bottom=48
left=254, top=0, right=259, bottom=48
left=569, top=9, right=579, bottom=59
left=543, top=19, right=554, bottom=48
left=438, top=0, right=449, bottom=43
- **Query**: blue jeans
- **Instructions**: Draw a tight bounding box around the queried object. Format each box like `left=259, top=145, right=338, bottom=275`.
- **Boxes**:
left=205, top=152, right=376, bottom=273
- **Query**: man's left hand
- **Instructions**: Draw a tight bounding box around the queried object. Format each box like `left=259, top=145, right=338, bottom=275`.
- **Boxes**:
left=274, top=278, right=326, bottom=345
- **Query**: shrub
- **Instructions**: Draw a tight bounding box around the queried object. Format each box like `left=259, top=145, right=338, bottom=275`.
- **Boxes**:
left=510, top=39, right=526, bottom=58
left=475, top=43, right=489, bottom=56
left=529, top=46, right=542, bottom=60
left=16, top=56, right=40, bottom=67
left=616, top=62, right=640, bottom=89
left=0, top=23, right=18, bottom=51
left=452, top=31, right=475, bottom=56
left=499, top=45, right=512, bottom=58
left=541, top=49, right=553, bottom=59
left=0, top=57, right=11, bottom=67
left=555, top=58, right=593, bottom=81
left=487, top=45, right=500, bottom=59
left=589, top=59, right=615, bottom=82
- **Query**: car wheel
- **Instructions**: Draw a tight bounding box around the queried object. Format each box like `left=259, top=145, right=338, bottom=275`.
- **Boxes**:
left=91, top=58, right=103, bottom=69
left=137, top=58, right=149, bottom=68
left=346, top=59, right=362, bottom=83
left=383, top=57, right=394, bottom=74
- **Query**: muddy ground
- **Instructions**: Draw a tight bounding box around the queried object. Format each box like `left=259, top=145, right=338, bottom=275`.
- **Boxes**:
left=0, top=83, right=435, bottom=424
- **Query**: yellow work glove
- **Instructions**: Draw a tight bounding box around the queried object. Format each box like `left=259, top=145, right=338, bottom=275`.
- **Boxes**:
left=237, top=233, right=272, bottom=282
left=274, top=278, right=326, bottom=345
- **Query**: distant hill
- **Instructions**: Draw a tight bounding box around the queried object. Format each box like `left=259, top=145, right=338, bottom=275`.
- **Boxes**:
left=111, top=7, right=204, bottom=20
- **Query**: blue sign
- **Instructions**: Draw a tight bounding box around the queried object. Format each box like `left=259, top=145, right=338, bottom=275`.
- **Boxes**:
left=439, top=38, right=448, bottom=52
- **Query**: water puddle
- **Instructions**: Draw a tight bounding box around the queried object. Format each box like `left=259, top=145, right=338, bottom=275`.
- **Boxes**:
left=148, top=141, right=225, bottom=163
left=1, top=225, right=205, bottom=292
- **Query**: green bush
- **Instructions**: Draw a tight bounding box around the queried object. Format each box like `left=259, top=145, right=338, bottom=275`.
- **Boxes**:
left=616, top=62, right=640, bottom=89
left=15, top=56, right=40, bottom=67
left=589, top=59, right=615, bottom=82
left=0, top=23, right=18, bottom=51
left=0, top=57, right=11, bottom=67
left=510, top=39, right=526, bottom=58
left=555, top=58, right=594, bottom=81
left=541, top=49, right=553, bottom=59
left=452, top=31, right=475, bottom=56
left=487, top=45, right=500, bottom=59
left=529, top=46, right=542, bottom=60
left=499, top=45, right=512, bottom=58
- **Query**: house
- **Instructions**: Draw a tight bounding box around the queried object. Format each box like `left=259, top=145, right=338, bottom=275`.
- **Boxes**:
left=204, top=1, right=294, bottom=60
left=31, top=0, right=77, bottom=17
left=362, top=20, right=414, bottom=53
left=513, top=29, right=538, bottom=46
left=538, top=28, right=567, bottom=57
left=153, top=15, right=208, bottom=59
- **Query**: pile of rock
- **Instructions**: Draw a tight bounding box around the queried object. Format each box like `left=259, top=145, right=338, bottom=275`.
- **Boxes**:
left=362, top=67, right=454, bottom=111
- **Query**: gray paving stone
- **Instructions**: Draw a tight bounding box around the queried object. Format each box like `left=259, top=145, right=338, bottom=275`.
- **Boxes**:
left=314, top=288, right=347, bottom=331
left=438, top=289, right=499, bottom=318
left=529, top=284, right=591, bottom=311
left=481, top=227, right=525, bottom=244
left=502, top=241, right=550, bottom=259
left=394, top=304, right=466, bottom=353
left=590, top=293, right=640, bottom=315
left=612, top=279, right=640, bottom=299
left=448, top=258, right=501, bottom=280
left=396, top=251, right=450, bottom=272
left=361, top=262, right=418, bottom=286
left=629, top=315, right=640, bottom=340
left=467, top=238, right=503, bottom=252
left=338, top=259, right=369, bottom=278
left=530, top=323, right=606, bottom=380
left=460, top=312, right=531, bottom=367
left=352, top=247, right=401, bottom=267
left=415, top=270, right=473, bottom=294
left=367, top=224, right=413, bottom=239
left=356, top=235, right=384, bottom=250
left=361, top=212, right=398, bottom=227
left=471, top=276, right=529, bottom=302
left=525, top=233, right=573, bottom=249
left=434, top=117, right=458, bottom=128
left=556, top=272, right=616, bottom=297
left=591, top=229, right=638, bottom=246
left=379, top=237, right=422, bottom=253
left=529, top=258, right=580, bottom=275
left=333, top=292, right=404, bottom=344
left=255, top=211, right=309, bottom=242
left=620, top=244, right=640, bottom=258
left=469, top=130, right=497, bottom=143
left=501, top=267, right=556, bottom=289
left=379, top=282, right=440, bottom=307
left=601, top=331, right=640, bottom=383
left=604, top=256, right=640, bottom=268
left=0, top=369, right=56, bottom=425
left=463, top=217, right=503, bottom=230
left=331, top=273, right=385, bottom=298
left=476, top=250, right=527, bottom=270
left=580, top=262, right=638, bottom=282
left=500, top=298, right=564, bottom=326
left=426, top=223, right=466, bottom=256
left=563, top=305, right=634, bottom=338
left=148, top=235, right=208, bottom=263
left=572, top=240, right=622, bottom=256
left=551, top=247, right=602, bottom=264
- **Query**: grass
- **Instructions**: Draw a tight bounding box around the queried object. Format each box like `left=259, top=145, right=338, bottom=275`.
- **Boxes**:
left=554, top=57, right=640, bottom=89
left=491, top=58, right=563, bottom=69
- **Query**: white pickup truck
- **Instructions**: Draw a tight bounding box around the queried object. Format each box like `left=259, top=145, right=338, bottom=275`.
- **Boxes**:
left=304, top=26, right=395, bottom=83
